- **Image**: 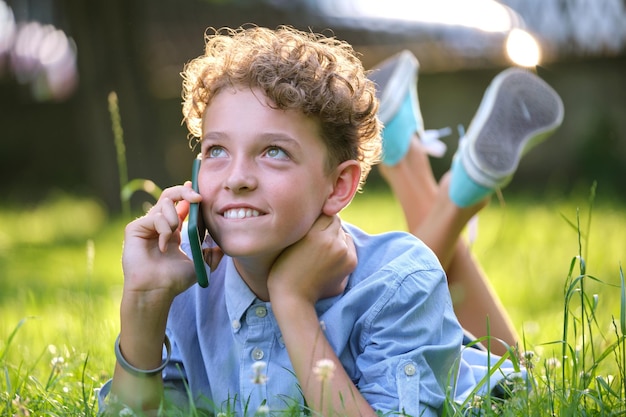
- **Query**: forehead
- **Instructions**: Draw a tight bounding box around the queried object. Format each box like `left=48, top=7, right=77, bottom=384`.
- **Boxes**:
left=202, top=88, right=320, bottom=135
left=201, top=88, right=331, bottom=161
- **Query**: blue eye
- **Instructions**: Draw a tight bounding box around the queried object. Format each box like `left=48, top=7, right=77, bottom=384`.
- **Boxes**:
left=265, top=146, right=288, bottom=160
left=208, top=146, right=227, bottom=158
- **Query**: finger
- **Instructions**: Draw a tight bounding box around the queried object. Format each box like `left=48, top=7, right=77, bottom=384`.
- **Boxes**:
left=312, top=213, right=335, bottom=232
left=324, top=215, right=343, bottom=235
left=156, top=183, right=200, bottom=224
left=159, top=183, right=202, bottom=205
left=341, top=229, right=353, bottom=245
left=344, top=233, right=357, bottom=259
left=154, top=213, right=176, bottom=252
left=160, top=198, right=181, bottom=227
left=176, top=199, right=191, bottom=224
left=152, top=201, right=181, bottom=251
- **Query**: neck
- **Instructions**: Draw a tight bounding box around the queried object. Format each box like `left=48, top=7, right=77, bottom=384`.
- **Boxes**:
left=232, top=256, right=274, bottom=301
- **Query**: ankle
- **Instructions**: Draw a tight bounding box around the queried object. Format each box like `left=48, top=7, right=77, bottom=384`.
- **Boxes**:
left=440, top=172, right=489, bottom=214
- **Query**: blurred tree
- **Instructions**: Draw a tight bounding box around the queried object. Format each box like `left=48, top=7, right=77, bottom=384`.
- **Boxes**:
left=62, top=0, right=165, bottom=211
left=1, top=0, right=624, bottom=209
left=576, top=113, right=623, bottom=196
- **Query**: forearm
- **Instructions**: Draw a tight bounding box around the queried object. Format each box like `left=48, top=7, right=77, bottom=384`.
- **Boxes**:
left=109, top=183, right=199, bottom=412
left=110, top=291, right=173, bottom=411
left=272, top=295, right=376, bottom=417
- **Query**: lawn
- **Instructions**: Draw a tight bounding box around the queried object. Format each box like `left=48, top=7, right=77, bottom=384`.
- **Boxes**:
left=1, top=185, right=625, bottom=415
left=344, top=186, right=626, bottom=348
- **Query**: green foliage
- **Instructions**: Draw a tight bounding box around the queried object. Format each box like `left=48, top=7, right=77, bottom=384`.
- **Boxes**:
left=108, top=91, right=162, bottom=218
left=1, top=187, right=625, bottom=415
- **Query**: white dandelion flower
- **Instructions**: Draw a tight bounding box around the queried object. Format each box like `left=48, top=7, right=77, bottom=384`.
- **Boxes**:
left=313, top=358, right=336, bottom=382
left=251, top=361, right=268, bottom=385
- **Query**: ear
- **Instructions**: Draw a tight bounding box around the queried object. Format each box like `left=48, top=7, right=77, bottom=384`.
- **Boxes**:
left=322, top=160, right=361, bottom=216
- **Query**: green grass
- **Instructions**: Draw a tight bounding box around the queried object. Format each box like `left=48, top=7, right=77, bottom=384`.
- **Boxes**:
left=1, top=187, right=625, bottom=415
left=345, top=187, right=626, bottom=349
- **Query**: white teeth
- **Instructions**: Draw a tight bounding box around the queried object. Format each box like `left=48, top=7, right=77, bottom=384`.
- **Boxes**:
left=224, top=208, right=260, bottom=219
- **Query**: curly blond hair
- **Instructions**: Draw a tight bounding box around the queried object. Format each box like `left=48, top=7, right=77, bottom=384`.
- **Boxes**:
left=181, top=25, right=381, bottom=188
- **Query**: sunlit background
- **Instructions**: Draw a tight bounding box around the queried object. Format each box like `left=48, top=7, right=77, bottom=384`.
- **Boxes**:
left=1, top=0, right=625, bottom=210
left=305, top=0, right=538, bottom=66
left=0, top=0, right=77, bottom=101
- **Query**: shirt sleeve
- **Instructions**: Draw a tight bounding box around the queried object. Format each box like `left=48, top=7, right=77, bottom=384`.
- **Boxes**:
left=96, top=378, right=191, bottom=415
left=97, top=379, right=112, bottom=413
left=355, top=267, right=463, bottom=416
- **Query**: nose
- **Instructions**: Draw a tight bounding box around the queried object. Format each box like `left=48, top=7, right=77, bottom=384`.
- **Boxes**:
left=224, top=156, right=258, bottom=193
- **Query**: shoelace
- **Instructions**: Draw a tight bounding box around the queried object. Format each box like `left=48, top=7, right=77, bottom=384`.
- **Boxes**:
left=421, top=124, right=481, bottom=245
left=421, top=126, right=452, bottom=158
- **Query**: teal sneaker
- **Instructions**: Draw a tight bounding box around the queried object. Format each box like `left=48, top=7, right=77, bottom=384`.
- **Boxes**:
left=449, top=68, right=564, bottom=207
left=368, top=50, right=448, bottom=165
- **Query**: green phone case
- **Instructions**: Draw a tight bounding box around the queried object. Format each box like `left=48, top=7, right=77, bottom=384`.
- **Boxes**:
left=187, top=155, right=210, bottom=288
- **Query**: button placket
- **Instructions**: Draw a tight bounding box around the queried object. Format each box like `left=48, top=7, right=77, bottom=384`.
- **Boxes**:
left=404, top=363, right=416, bottom=376
left=241, top=303, right=273, bottom=410
left=249, top=305, right=269, bottom=361
left=255, top=306, right=267, bottom=318
left=251, top=347, right=265, bottom=361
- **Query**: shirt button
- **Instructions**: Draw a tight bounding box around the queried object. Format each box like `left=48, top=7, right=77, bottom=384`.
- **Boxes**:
left=255, top=306, right=267, bottom=318
left=251, top=348, right=265, bottom=360
left=232, top=319, right=241, bottom=330
left=404, top=363, right=416, bottom=376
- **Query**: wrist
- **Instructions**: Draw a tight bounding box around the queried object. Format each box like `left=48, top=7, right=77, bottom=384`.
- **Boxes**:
left=121, top=286, right=175, bottom=314
left=115, top=334, right=171, bottom=377
left=270, top=290, right=317, bottom=324
left=118, top=291, right=173, bottom=360
left=268, top=277, right=311, bottom=301
left=116, top=326, right=170, bottom=378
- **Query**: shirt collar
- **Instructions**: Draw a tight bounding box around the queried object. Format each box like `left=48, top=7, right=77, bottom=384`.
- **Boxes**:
left=222, top=251, right=353, bottom=323
left=224, top=257, right=258, bottom=325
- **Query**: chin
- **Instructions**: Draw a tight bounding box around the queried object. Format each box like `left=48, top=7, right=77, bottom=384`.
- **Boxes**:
left=220, top=240, right=275, bottom=259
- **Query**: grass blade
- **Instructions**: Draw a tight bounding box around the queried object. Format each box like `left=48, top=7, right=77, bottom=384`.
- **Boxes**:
left=0, top=318, right=30, bottom=363
left=619, top=265, right=626, bottom=337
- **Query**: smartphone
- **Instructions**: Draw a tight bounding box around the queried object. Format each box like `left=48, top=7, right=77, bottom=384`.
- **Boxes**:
left=187, top=154, right=210, bottom=288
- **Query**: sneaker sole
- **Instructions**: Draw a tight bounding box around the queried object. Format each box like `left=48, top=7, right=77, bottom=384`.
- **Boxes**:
left=368, top=50, right=419, bottom=124
left=461, top=68, right=564, bottom=188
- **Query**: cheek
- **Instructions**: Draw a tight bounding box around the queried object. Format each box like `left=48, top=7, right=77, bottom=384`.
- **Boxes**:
left=197, top=173, right=218, bottom=225
left=197, top=170, right=221, bottom=203
left=277, top=179, right=327, bottom=221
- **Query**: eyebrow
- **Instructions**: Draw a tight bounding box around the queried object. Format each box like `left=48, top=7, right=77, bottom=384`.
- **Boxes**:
left=257, top=133, right=302, bottom=149
left=201, top=131, right=226, bottom=142
left=202, top=131, right=302, bottom=150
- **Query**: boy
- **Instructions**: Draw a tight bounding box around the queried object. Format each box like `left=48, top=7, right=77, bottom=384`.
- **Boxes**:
left=100, top=26, right=463, bottom=416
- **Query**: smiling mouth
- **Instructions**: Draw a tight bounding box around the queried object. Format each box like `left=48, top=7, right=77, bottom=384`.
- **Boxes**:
left=223, top=208, right=261, bottom=219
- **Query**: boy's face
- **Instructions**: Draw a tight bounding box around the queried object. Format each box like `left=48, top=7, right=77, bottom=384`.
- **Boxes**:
left=198, top=87, right=335, bottom=262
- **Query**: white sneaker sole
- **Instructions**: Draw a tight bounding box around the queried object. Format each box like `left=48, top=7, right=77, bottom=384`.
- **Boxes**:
left=460, top=68, right=564, bottom=188
left=369, top=50, right=419, bottom=124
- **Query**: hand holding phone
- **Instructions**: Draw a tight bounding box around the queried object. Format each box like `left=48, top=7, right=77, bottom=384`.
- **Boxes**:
left=187, top=155, right=210, bottom=287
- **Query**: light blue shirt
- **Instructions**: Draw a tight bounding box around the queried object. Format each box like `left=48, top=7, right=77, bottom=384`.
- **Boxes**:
left=100, top=222, right=468, bottom=416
